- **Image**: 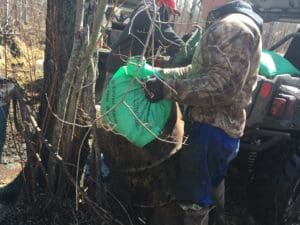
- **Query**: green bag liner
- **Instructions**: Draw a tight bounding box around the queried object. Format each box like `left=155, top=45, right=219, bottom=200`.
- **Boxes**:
left=100, top=57, right=172, bottom=147
left=259, top=49, right=300, bottom=78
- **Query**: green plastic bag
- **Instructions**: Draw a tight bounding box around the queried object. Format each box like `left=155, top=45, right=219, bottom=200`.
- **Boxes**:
left=259, top=49, right=300, bottom=77
left=100, top=57, right=172, bottom=147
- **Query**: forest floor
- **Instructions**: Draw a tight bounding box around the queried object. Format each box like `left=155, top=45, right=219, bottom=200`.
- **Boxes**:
left=0, top=36, right=42, bottom=188
left=0, top=122, right=26, bottom=188
left=0, top=91, right=97, bottom=225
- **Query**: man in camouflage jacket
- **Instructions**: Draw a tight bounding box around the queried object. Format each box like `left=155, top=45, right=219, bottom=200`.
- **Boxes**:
left=143, top=0, right=263, bottom=224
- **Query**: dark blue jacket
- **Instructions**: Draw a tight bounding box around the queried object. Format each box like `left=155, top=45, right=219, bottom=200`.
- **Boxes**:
left=106, top=3, right=184, bottom=74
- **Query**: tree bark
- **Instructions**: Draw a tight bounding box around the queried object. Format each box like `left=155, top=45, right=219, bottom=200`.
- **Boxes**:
left=37, top=0, right=107, bottom=198
left=189, top=0, right=198, bottom=20
left=21, top=0, right=27, bottom=24
left=4, top=0, right=9, bottom=24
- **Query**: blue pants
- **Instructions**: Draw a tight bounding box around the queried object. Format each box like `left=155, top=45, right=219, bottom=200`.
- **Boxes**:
left=176, top=122, right=240, bottom=207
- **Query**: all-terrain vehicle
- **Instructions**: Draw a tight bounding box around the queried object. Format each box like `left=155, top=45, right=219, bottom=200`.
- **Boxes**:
left=225, top=1, right=300, bottom=225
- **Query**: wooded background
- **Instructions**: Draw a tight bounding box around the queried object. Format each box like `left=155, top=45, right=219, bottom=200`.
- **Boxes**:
left=0, top=0, right=298, bottom=51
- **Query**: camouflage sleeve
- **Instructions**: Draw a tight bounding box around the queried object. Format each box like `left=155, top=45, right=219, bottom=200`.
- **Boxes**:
left=163, top=20, right=256, bottom=107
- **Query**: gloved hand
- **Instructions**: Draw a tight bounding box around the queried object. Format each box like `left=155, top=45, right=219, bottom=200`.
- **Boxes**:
left=143, top=77, right=164, bottom=103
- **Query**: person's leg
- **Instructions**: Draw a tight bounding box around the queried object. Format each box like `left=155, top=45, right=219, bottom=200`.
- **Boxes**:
left=150, top=201, right=184, bottom=225
left=176, top=122, right=214, bottom=225
left=208, top=128, right=240, bottom=225
left=211, top=180, right=226, bottom=225
left=212, top=180, right=225, bottom=210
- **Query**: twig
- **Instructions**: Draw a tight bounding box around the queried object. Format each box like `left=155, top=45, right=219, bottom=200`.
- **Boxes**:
left=14, top=87, right=123, bottom=224
left=46, top=96, right=92, bottom=127
left=122, top=100, right=177, bottom=145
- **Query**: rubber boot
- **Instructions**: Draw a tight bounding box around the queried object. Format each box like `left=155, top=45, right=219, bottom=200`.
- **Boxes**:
left=180, top=203, right=209, bottom=225
left=150, top=201, right=183, bottom=225
left=211, top=180, right=227, bottom=225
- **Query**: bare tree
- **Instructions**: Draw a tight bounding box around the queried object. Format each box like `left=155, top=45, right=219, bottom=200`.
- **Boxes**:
left=0, top=0, right=109, bottom=218
left=4, top=0, right=9, bottom=23
left=35, top=0, right=108, bottom=199
left=21, top=0, right=27, bottom=24
left=174, top=0, right=201, bottom=35
left=189, top=0, right=199, bottom=20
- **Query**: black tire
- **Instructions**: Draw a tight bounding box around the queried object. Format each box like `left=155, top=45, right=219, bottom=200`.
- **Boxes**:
left=226, top=150, right=259, bottom=225
left=246, top=138, right=300, bottom=225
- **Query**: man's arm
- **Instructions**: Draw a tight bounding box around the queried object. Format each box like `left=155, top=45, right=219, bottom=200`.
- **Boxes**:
left=154, top=22, right=185, bottom=56
left=163, top=21, right=256, bottom=108
left=169, top=27, right=202, bottom=67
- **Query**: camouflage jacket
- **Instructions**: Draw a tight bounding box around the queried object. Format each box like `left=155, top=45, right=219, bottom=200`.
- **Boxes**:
left=161, top=13, right=262, bottom=138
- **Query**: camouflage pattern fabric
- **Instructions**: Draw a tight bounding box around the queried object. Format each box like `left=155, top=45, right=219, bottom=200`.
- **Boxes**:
left=161, top=13, right=262, bottom=138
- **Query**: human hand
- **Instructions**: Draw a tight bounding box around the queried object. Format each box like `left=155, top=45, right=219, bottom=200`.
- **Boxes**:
left=171, top=9, right=181, bottom=16
left=143, top=77, right=164, bottom=103
left=192, top=24, right=202, bottom=32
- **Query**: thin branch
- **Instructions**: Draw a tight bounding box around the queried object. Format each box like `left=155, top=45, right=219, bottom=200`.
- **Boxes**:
left=122, top=101, right=178, bottom=145
left=46, top=95, right=92, bottom=128
left=74, top=0, right=84, bottom=31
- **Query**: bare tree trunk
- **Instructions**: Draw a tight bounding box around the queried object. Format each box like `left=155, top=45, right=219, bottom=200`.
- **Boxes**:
left=174, top=0, right=201, bottom=35
left=189, top=0, right=198, bottom=20
left=180, top=0, right=189, bottom=27
left=38, top=0, right=76, bottom=180
left=21, top=0, right=27, bottom=24
left=4, top=0, right=9, bottom=24
left=37, top=0, right=107, bottom=199
left=12, top=0, right=19, bottom=24
left=263, top=22, right=275, bottom=49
